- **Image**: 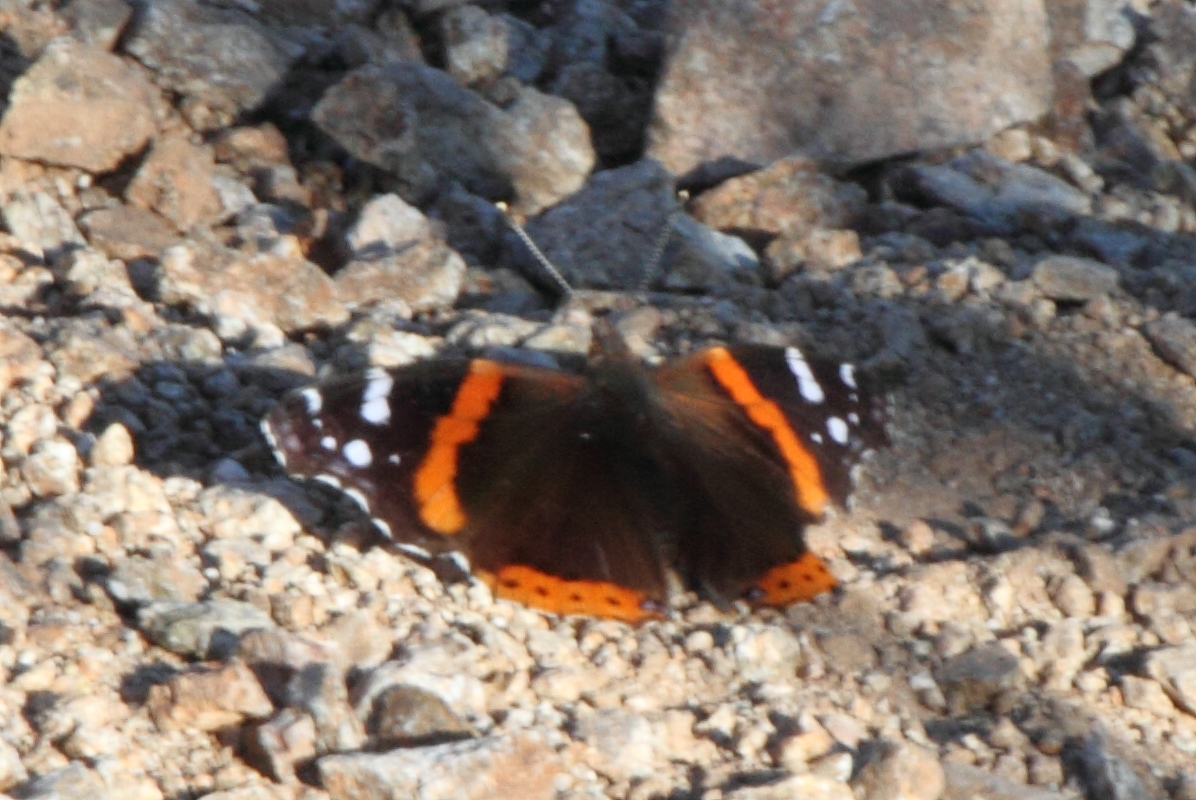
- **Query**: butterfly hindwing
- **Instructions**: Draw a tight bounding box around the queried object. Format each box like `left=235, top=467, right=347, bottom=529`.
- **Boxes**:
left=652, top=343, right=883, bottom=605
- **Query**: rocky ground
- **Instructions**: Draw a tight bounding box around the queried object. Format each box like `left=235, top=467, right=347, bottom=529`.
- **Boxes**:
left=0, top=0, right=1193, bottom=799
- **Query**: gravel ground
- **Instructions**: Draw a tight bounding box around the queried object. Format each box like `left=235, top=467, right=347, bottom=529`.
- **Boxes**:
left=0, top=1, right=1193, bottom=800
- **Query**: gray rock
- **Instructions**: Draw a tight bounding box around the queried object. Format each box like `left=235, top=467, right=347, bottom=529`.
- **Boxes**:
left=442, top=5, right=508, bottom=86
left=663, top=213, right=758, bottom=291
left=0, top=735, right=26, bottom=791
left=514, top=159, right=677, bottom=290
left=1069, top=218, right=1150, bottom=266
left=11, top=762, right=107, bottom=800
left=408, top=0, right=470, bottom=14
left=64, top=0, right=134, bottom=50
left=249, top=708, right=317, bottom=784
left=138, top=599, right=274, bottom=659
left=21, top=439, right=81, bottom=497
left=254, top=0, right=380, bottom=27
left=353, top=645, right=488, bottom=722
left=237, top=627, right=338, bottom=704
left=1031, top=255, right=1119, bottom=301
left=0, top=37, right=158, bottom=172
left=344, top=194, right=433, bottom=259
left=1144, top=644, right=1196, bottom=715
left=935, top=642, right=1022, bottom=714
left=312, top=61, right=594, bottom=213
left=903, top=151, right=1092, bottom=233
left=288, top=662, right=366, bottom=755
left=570, top=709, right=676, bottom=784
left=1048, top=0, right=1136, bottom=77
left=429, top=181, right=507, bottom=267
left=552, top=60, right=652, bottom=162
left=501, top=13, right=550, bottom=84
left=366, top=684, right=474, bottom=747
left=648, top=0, right=1052, bottom=173
left=107, top=553, right=208, bottom=606
left=1074, top=733, right=1163, bottom=800
left=725, top=775, right=855, bottom=800
left=1142, top=3, right=1196, bottom=120
left=124, top=0, right=295, bottom=130
left=78, top=206, right=180, bottom=262
left=1143, top=313, right=1196, bottom=378
left=942, top=762, right=1068, bottom=800
left=496, top=85, right=596, bottom=214
left=2, top=190, right=86, bottom=262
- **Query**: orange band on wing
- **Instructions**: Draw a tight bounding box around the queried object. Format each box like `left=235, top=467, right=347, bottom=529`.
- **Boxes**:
left=753, top=551, right=838, bottom=605
left=703, top=348, right=829, bottom=515
left=414, top=361, right=504, bottom=534
left=479, top=565, right=662, bottom=624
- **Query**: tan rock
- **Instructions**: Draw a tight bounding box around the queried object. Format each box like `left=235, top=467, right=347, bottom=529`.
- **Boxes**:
left=649, top=0, right=1051, bottom=172
left=148, top=661, right=273, bottom=732
left=126, top=134, right=222, bottom=230
left=0, top=38, right=157, bottom=172
left=318, top=732, right=565, bottom=800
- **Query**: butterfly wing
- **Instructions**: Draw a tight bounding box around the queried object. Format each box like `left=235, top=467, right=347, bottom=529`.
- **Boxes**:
left=264, top=359, right=671, bottom=622
left=652, top=343, right=885, bottom=606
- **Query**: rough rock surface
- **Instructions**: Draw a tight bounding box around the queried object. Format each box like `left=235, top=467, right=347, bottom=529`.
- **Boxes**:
left=648, top=0, right=1053, bottom=173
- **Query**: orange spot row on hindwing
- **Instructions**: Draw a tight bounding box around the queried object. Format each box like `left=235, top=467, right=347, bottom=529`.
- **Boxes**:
left=414, top=360, right=505, bottom=534
left=753, top=551, right=839, bottom=605
left=702, top=348, right=829, bottom=516
left=479, top=565, right=661, bottom=623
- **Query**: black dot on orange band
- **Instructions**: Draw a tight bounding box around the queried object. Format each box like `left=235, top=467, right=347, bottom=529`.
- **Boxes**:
left=778, top=579, right=791, bottom=589
left=606, top=596, right=622, bottom=606
left=570, top=592, right=582, bottom=602
left=535, top=586, right=549, bottom=597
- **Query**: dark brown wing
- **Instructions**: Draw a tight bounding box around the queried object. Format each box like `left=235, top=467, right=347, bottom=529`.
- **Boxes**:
left=263, top=359, right=670, bottom=622
left=651, top=344, right=885, bottom=606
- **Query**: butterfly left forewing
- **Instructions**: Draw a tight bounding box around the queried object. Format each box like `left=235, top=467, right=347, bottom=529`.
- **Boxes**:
left=264, top=358, right=672, bottom=622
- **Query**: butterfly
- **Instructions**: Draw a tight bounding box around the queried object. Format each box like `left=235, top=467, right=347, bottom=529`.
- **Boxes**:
left=262, top=315, right=885, bottom=623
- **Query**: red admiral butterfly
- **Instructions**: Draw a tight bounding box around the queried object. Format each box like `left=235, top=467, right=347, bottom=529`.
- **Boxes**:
left=262, top=317, right=886, bottom=623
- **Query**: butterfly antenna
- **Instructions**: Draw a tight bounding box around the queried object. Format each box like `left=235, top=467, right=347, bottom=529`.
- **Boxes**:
left=637, top=190, right=687, bottom=293
left=496, top=202, right=575, bottom=299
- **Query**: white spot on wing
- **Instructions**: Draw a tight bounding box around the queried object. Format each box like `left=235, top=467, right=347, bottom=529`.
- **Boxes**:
left=313, top=474, right=342, bottom=489
left=827, top=416, right=849, bottom=444
left=343, top=439, right=372, bottom=467
left=395, top=542, right=432, bottom=560
left=260, top=421, right=283, bottom=465
left=840, top=363, right=857, bottom=390
left=361, top=369, right=394, bottom=425
left=448, top=551, right=471, bottom=574
left=388, top=453, right=401, bottom=465
left=372, top=518, right=393, bottom=539
left=344, top=487, right=370, bottom=513
left=300, top=387, right=323, bottom=415
left=811, top=432, right=824, bottom=444
left=848, top=412, right=860, bottom=425
left=321, top=436, right=337, bottom=450
left=785, top=347, right=825, bottom=404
